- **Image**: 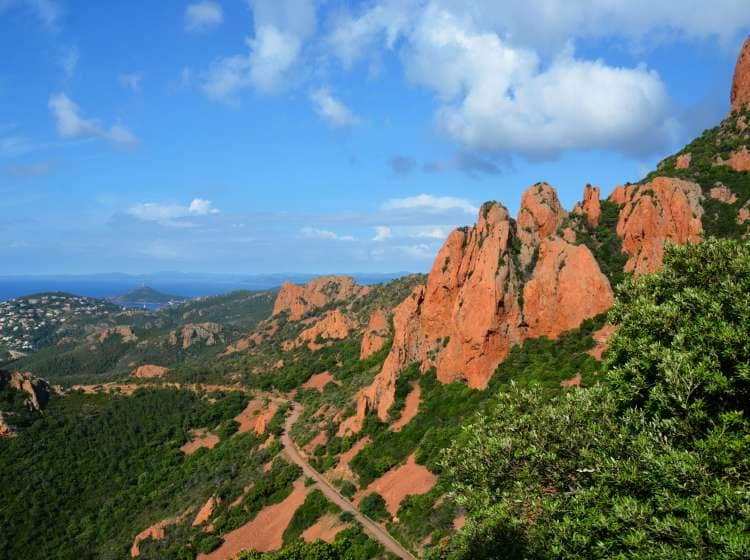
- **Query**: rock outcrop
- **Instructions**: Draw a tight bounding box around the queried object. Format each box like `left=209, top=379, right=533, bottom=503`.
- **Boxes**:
left=611, top=177, right=703, bottom=275
left=273, top=276, right=367, bottom=321
left=131, top=364, right=168, bottom=379
left=360, top=309, right=390, bottom=359
left=0, top=371, right=51, bottom=412
left=169, top=322, right=223, bottom=349
left=718, top=146, right=750, bottom=172
left=573, top=184, right=602, bottom=227
left=675, top=153, right=692, bottom=170
left=342, top=183, right=614, bottom=431
left=523, top=239, right=614, bottom=339
left=731, top=36, right=750, bottom=113
left=294, top=309, right=357, bottom=351
left=97, top=325, right=137, bottom=344
left=709, top=183, right=738, bottom=203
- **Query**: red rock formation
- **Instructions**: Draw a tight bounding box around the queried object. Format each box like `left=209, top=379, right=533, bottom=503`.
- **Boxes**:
left=709, top=183, right=738, bottom=203
left=560, top=373, right=582, bottom=388
left=731, top=36, right=750, bottom=113
left=516, top=183, right=567, bottom=268
left=588, top=324, right=617, bottom=361
left=98, top=325, right=137, bottom=343
left=573, top=184, right=602, bottom=227
left=523, top=239, right=613, bottom=339
left=192, top=496, right=220, bottom=527
left=295, top=309, right=356, bottom=350
left=615, top=177, right=703, bottom=275
left=273, top=276, right=366, bottom=321
left=718, top=146, right=750, bottom=172
left=343, top=184, right=613, bottom=430
left=675, top=153, right=692, bottom=170
left=360, top=309, right=389, bottom=359
left=1, top=371, right=51, bottom=411
left=739, top=201, right=750, bottom=225
left=131, top=364, right=167, bottom=379
left=169, top=322, right=223, bottom=349
left=0, top=412, right=15, bottom=438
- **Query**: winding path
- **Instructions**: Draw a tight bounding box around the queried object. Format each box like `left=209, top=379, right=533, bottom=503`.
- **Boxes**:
left=281, top=404, right=417, bottom=560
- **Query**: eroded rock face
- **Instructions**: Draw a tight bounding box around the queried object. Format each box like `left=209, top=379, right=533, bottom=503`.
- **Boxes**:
left=360, top=309, right=390, bottom=360
left=739, top=200, right=750, bottom=225
left=169, top=322, right=223, bottom=349
left=675, top=153, right=692, bottom=170
left=573, top=184, right=602, bottom=227
left=718, top=146, right=750, bottom=172
left=615, top=177, right=703, bottom=275
left=731, top=36, right=750, bottom=113
left=1, top=371, right=51, bottom=412
left=295, top=309, right=356, bottom=351
left=709, top=183, right=738, bottom=204
left=523, top=238, right=614, bottom=339
left=345, top=184, right=612, bottom=431
left=0, top=412, right=15, bottom=438
left=273, top=276, right=366, bottom=321
left=131, top=364, right=168, bottom=379
left=98, top=325, right=137, bottom=344
left=516, top=183, right=567, bottom=269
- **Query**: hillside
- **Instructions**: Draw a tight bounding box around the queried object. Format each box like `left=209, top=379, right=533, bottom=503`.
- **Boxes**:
left=110, top=286, right=187, bottom=306
left=1, top=35, right=749, bottom=560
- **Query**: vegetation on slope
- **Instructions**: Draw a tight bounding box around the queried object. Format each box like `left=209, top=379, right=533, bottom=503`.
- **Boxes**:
left=437, top=239, right=750, bottom=559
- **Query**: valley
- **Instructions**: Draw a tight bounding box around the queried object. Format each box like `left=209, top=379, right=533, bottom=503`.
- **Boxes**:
left=1, top=29, right=750, bottom=560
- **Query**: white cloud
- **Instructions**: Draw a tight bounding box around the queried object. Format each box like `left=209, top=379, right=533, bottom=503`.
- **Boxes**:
left=202, top=0, right=316, bottom=99
left=411, top=226, right=449, bottom=239
left=119, top=72, right=143, bottom=94
left=396, top=243, right=435, bottom=260
left=60, top=46, right=78, bottom=79
left=185, top=1, right=224, bottom=33
left=373, top=226, right=391, bottom=241
left=48, top=93, right=138, bottom=148
left=325, top=0, right=750, bottom=157
left=382, top=194, right=477, bottom=215
left=300, top=227, right=355, bottom=241
left=310, top=88, right=360, bottom=127
left=128, top=198, right=220, bottom=227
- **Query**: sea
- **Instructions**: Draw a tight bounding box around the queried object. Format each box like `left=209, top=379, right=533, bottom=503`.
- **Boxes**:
left=0, top=272, right=411, bottom=303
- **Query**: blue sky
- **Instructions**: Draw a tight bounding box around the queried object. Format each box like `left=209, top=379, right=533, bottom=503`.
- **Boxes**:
left=1, top=0, right=748, bottom=274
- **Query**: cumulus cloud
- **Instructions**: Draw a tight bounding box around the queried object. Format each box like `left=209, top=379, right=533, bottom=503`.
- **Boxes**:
left=310, top=88, right=360, bottom=127
left=382, top=194, right=477, bottom=215
left=410, top=226, right=449, bottom=239
left=128, top=198, right=220, bottom=227
left=118, top=72, right=143, bottom=94
left=202, top=0, right=316, bottom=99
left=325, top=0, right=750, bottom=158
left=48, top=93, right=138, bottom=148
left=373, top=226, right=391, bottom=241
left=301, top=227, right=355, bottom=241
left=185, top=1, right=223, bottom=33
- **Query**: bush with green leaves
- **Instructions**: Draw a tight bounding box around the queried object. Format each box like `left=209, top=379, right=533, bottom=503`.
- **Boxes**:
left=360, top=492, right=389, bottom=522
left=438, top=239, right=750, bottom=560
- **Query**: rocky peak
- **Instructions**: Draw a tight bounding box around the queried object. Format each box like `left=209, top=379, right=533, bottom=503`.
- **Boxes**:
left=573, top=184, right=602, bottom=227
left=731, top=36, right=750, bottom=113
left=343, top=185, right=612, bottom=432
left=516, top=182, right=567, bottom=268
left=272, top=276, right=366, bottom=321
left=613, top=177, right=703, bottom=275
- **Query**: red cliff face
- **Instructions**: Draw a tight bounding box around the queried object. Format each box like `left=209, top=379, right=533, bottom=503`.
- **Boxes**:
left=516, top=183, right=567, bottom=269
left=523, top=238, right=614, bottom=339
left=731, top=37, right=750, bottom=113
left=613, top=177, right=703, bottom=275
left=343, top=183, right=613, bottom=431
left=573, top=184, right=602, bottom=227
left=360, top=309, right=390, bottom=360
left=272, top=276, right=367, bottom=321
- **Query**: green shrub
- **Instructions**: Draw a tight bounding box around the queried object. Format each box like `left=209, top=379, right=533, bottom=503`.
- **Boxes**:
left=360, top=492, right=389, bottom=521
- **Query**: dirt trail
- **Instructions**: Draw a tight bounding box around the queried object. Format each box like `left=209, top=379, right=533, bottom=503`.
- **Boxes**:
left=282, top=404, right=417, bottom=560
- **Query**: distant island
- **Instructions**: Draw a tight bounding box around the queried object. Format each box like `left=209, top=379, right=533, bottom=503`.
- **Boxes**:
left=109, top=286, right=187, bottom=308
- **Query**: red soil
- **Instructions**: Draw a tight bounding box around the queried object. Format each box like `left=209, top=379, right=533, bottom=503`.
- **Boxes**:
left=588, top=324, right=617, bottom=361
left=198, top=478, right=309, bottom=559
left=180, top=428, right=220, bottom=455
left=301, top=513, right=349, bottom=543
left=302, top=371, right=340, bottom=393
left=358, top=454, right=437, bottom=517
left=331, top=437, right=371, bottom=482
left=390, top=383, right=420, bottom=432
